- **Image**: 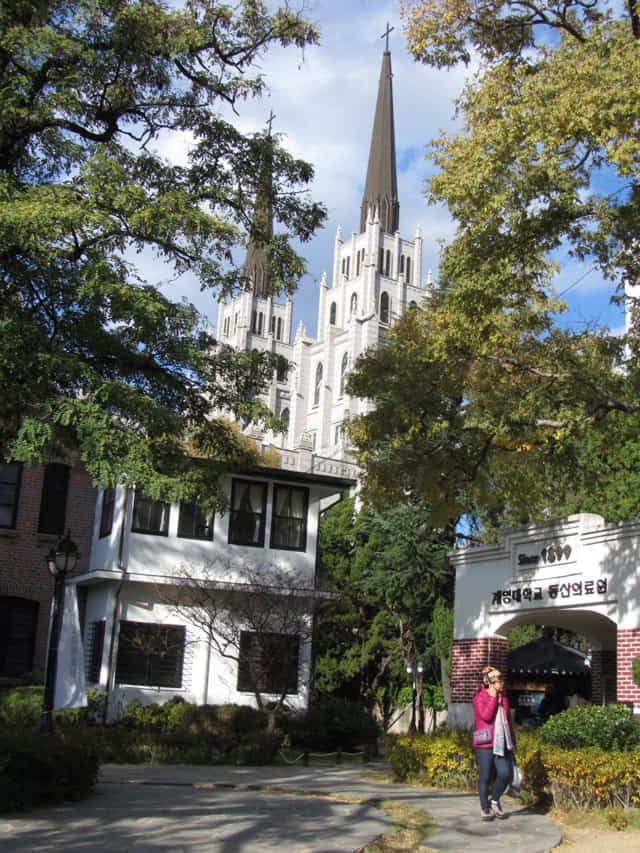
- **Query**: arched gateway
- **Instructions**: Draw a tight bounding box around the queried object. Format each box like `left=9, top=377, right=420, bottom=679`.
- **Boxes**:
left=449, top=514, right=640, bottom=727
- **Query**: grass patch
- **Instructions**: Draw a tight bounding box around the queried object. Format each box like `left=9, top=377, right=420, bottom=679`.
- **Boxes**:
left=364, top=800, right=436, bottom=852
left=551, top=806, right=640, bottom=833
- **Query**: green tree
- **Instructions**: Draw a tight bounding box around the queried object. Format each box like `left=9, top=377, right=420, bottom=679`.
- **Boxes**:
left=313, top=496, right=453, bottom=720
left=347, top=2, right=640, bottom=530
left=0, top=0, right=324, bottom=509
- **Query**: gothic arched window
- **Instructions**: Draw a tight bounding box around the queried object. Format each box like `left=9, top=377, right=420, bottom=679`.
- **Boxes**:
left=340, top=352, right=349, bottom=396
left=380, top=292, right=390, bottom=324
left=350, top=293, right=357, bottom=315
left=329, top=302, right=336, bottom=325
left=281, top=408, right=290, bottom=432
left=314, top=362, right=323, bottom=406
left=406, top=257, right=411, bottom=284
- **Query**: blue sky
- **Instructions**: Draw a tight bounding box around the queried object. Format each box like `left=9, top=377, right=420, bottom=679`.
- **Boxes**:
left=151, top=0, right=625, bottom=340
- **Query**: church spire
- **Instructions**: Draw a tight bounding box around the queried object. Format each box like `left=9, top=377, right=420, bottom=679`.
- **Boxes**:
left=244, top=115, right=275, bottom=297
left=359, top=26, right=399, bottom=235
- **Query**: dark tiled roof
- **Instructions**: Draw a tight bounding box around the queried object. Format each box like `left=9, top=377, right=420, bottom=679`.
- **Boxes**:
left=508, top=637, right=590, bottom=675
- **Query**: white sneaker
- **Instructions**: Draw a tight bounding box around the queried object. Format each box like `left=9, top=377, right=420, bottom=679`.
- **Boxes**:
left=491, top=799, right=506, bottom=819
left=481, top=808, right=494, bottom=821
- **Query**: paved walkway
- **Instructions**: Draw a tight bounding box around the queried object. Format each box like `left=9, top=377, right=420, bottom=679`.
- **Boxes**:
left=0, top=763, right=562, bottom=852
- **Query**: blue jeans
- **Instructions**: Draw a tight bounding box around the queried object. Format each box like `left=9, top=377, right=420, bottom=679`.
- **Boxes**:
left=475, top=748, right=513, bottom=810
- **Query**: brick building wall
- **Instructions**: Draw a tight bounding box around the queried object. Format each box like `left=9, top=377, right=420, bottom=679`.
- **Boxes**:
left=616, top=629, right=640, bottom=710
left=451, top=637, right=509, bottom=703
left=589, top=648, right=616, bottom=705
left=0, top=459, right=96, bottom=680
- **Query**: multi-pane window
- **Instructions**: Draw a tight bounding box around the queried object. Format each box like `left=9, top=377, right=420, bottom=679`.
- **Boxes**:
left=228, top=480, right=267, bottom=547
left=131, top=493, right=169, bottom=536
left=99, top=487, right=116, bottom=538
left=276, top=356, right=288, bottom=383
left=86, top=620, right=106, bottom=683
left=270, top=485, right=308, bottom=551
left=313, top=362, right=323, bottom=407
left=178, top=501, right=213, bottom=540
left=0, top=596, right=39, bottom=677
left=340, top=352, right=349, bottom=396
left=0, top=462, right=22, bottom=529
left=237, top=631, right=299, bottom=695
left=380, top=291, right=390, bottom=324
left=116, top=621, right=185, bottom=688
left=38, top=463, right=70, bottom=535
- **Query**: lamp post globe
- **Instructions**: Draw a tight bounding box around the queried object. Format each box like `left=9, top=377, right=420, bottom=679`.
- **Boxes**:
left=406, top=658, right=425, bottom=734
left=40, top=531, right=78, bottom=733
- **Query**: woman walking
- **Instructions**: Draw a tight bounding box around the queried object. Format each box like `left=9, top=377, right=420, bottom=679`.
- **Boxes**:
left=473, top=667, right=516, bottom=821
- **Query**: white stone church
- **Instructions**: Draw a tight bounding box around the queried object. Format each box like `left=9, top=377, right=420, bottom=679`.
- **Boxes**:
left=217, top=45, right=432, bottom=460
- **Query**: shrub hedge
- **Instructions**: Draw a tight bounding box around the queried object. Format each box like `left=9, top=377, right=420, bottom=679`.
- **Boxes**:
left=544, top=746, right=640, bottom=809
left=388, top=720, right=640, bottom=811
left=0, top=730, right=99, bottom=812
left=388, top=728, right=476, bottom=790
left=113, top=699, right=281, bottom=765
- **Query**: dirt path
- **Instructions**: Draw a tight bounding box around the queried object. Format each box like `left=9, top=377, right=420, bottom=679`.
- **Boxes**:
left=554, top=820, right=640, bottom=850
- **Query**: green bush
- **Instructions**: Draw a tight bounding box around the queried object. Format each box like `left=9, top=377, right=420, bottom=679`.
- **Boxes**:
left=0, top=730, right=99, bottom=812
left=113, top=701, right=279, bottom=765
left=540, top=704, right=640, bottom=751
left=0, top=685, right=107, bottom=729
left=284, top=698, right=379, bottom=751
left=0, top=684, right=43, bottom=727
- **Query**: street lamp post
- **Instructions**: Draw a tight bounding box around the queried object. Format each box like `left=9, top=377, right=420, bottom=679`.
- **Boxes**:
left=406, top=659, right=424, bottom=734
left=40, top=531, right=78, bottom=733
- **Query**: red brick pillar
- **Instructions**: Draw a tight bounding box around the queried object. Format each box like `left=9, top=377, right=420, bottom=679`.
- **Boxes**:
left=451, top=637, right=509, bottom=703
left=590, top=649, right=616, bottom=705
left=617, top=629, right=640, bottom=710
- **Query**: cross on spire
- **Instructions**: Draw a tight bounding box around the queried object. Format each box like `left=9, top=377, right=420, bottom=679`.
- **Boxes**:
left=266, top=110, right=276, bottom=135
left=380, top=22, right=394, bottom=51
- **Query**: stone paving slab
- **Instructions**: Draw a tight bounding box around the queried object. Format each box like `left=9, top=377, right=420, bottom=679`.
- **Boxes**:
left=0, top=763, right=563, bottom=853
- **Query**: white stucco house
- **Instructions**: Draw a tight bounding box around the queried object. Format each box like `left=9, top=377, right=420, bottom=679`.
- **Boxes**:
left=69, top=452, right=356, bottom=719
